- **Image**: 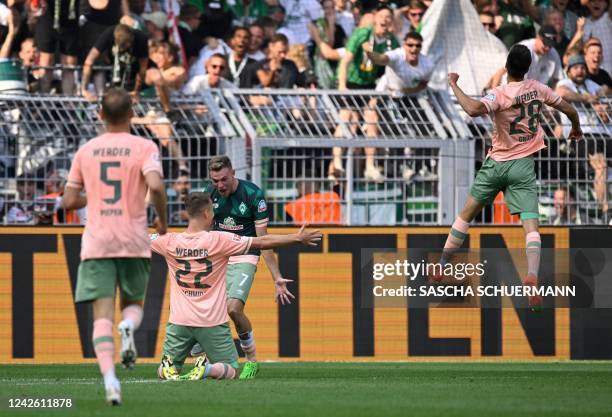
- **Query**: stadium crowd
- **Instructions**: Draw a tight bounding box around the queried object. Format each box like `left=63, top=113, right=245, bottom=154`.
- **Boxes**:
left=0, top=0, right=611, bottom=225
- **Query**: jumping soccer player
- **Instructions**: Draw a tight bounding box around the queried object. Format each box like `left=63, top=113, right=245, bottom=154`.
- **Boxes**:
left=63, top=88, right=168, bottom=405
left=189, top=156, right=291, bottom=379
left=434, top=44, right=582, bottom=309
left=153, top=192, right=321, bottom=381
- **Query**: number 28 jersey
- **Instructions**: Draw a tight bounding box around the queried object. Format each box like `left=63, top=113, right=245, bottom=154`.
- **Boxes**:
left=67, top=133, right=163, bottom=260
left=480, top=79, right=562, bottom=161
left=151, top=231, right=253, bottom=327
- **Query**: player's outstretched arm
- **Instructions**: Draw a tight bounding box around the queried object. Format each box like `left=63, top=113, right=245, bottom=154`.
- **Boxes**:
left=250, top=226, right=322, bottom=250
left=552, top=99, right=583, bottom=141
left=145, top=171, right=168, bottom=235
left=362, top=42, right=389, bottom=66
left=448, top=73, right=488, bottom=117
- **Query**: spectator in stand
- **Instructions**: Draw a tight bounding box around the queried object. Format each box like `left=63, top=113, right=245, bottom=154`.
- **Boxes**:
left=78, top=0, right=129, bottom=62
left=584, top=37, right=611, bottom=90
left=222, top=26, right=260, bottom=87
left=0, top=7, right=27, bottom=93
left=5, top=173, right=37, bottom=224
left=183, top=53, right=235, bottom=93
left=543, top=8, right=570, bottom=58
left=489, top=26, right=563, bottom=88
left=268, top=0, right=323, bottom=45
left=365, top=31, right=433, bottom=95
left=556, top=54, right=607, bottom=120
left=479, top=11, right=508, bottom=56
left=31, top=0, right=79, bottom=94
left=38, top=168, right=84, bottom=224
left=556, top=54, right=610, bottom=189
left=310, top=0, right=347, bottom=89
left=81, top=24, right=149, bottom=100
left=496, top=0, right=535, bottom=49
left=247, top=23, right=266, bottom=61
left=143, top=41, right=186, bottom=113
left=18, top=38, right=44, bottom=92
left=121, top=0, right=147, bottom=31
left=568, top=0, right=611, bottom=74
left=256, top=33, right=300, bottom=88
left=335, top=0, right=355, bottom=38
left=365, top=31, right=433, bottom=181
left=178, top=5, right=203, bottom=67
left=548, top=188, right=590, bottom=225
left=142, top=11, right=167, bottom=42
left=229, top=0, right=269, bottom=27
left=286, top=43, right=312, bottom=87
left=254, top=16, right=278, bottom=40
left=334, top=5, right=399, bottom=182
left=167, top=173, right=191, bottom=225
left=284, top=179, right=341, bottom=225
left=520, top=0, right=579, bottom=42
left=196, top=0, right=234, bottom=40
left=394, top=0, right=427, bottom=40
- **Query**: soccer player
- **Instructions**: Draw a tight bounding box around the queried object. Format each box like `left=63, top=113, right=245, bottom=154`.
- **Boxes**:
left=153, top=192, right=321, bottom=380
left=189, top=155, right=290, bottom=379
left=63, top=88, right=168, bottom=405
left=434, top=44, right=582, bottom=309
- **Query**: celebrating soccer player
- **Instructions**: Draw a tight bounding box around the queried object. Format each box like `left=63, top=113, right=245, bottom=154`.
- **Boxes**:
left=188, top=156, right=290, bottom=379
left=153, top=192, right=321, bottom=381
left=63, top=88, right=168, bottom=405
left=434, top=44, right=582, bottom=310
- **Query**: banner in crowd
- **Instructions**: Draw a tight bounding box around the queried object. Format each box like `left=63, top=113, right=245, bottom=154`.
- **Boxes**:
left=0, top=227, right=610, bottom=363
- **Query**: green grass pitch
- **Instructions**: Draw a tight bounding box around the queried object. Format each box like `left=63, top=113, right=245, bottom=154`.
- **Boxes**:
left=1, top=362, right=611, bottom=417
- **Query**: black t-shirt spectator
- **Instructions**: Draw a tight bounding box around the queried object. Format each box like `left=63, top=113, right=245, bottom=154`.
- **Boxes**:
left=79, top=0, right=122, bottom=25
left=257, top=59, right=300, bottom=88
left=587, top=69, right=612, bottom=89
left=223, top=57, right=259, bottom=88
left=178, top=25, right=203, bottom=61
left=197, top=1, right=233, bottom=40
left=94, top=26, right=148, bottom=90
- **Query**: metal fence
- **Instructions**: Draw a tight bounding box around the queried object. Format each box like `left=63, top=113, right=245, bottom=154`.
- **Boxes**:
left=0, top=90, right=609, bottom=226
left=0, top=93, right=241, bottom=225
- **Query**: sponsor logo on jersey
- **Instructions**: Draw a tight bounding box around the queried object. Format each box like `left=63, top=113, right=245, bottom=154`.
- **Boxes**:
left=484, top=92, right=496, bottom=102
left=258, top=200, right=267, bottom=213
left=219, top=216, right=244, bottom=231
left=232, top=234, right=242, bottom=242
left=150, top=233, right=159, bottom=241
left=213, top=203, right=219, bottom=209
left=239, top=202, right=247, bottom=215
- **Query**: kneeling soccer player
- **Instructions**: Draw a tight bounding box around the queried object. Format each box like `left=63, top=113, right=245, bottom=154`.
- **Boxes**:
left=151, top=192, right=321, bottom=380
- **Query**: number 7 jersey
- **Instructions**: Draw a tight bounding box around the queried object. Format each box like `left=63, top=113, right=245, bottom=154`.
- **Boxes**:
left=66, top=132, right=163, bottom=260
left=150, top=231, right=253, bottom=327
left=480, top=79, right=562, bottom=161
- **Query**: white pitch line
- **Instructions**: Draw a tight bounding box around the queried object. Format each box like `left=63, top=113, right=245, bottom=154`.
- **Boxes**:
left=0, top=378, right=160, bottom=386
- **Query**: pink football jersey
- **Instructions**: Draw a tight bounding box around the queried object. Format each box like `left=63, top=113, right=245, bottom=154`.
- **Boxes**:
left=480, top=79, right=562, bottom=161
left=151, top=231, right=253, bottom=327
left=66, top=132, right=163, bottom=260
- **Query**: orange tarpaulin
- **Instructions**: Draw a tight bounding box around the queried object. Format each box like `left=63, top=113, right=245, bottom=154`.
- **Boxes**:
left=284, top=192, right=342, bottom=225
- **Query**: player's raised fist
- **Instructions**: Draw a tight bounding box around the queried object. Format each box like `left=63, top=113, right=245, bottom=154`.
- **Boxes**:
left=448, top=73, right=459, bottom=86
left=568, top=126, right=583, bottom=141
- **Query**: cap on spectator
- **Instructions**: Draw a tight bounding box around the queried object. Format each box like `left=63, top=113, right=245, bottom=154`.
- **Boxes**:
left=583, top=37, right=602, bottom=51
left=538, top=25, right=556, bottom=47
left=143, top=11, right=168, bottom=30
left=567, top=54, right=586, bottom=70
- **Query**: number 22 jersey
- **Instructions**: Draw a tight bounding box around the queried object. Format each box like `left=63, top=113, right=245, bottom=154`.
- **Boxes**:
left=151, top=231, right=253, bottom=327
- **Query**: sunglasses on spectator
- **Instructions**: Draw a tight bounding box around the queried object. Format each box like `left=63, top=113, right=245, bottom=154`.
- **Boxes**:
left=405, top=43, right=422, bottom=48
left=211, top=65, right=225, bottom=70
left=482, top=22, right=494, bottom=28
left=409, top=11, right=424, bottom=17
